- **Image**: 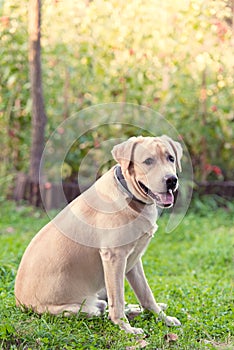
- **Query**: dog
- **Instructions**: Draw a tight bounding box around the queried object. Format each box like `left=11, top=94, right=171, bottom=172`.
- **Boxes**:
left=15, top=135, right=183, bottom=334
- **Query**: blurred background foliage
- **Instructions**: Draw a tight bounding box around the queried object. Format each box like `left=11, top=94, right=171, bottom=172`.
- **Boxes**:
left=0, top=0, right=233, bottom=192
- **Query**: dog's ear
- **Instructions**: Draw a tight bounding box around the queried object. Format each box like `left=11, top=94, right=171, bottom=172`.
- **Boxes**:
left=161, top=135, right=183, bottom=172
left=112, top=136, right=142, bottom=172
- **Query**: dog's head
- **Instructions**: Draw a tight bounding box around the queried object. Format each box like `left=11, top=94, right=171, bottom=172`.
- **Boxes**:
left=112, top=135, right=183, bottom=208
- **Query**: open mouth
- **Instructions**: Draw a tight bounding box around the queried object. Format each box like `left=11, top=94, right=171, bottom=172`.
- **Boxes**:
left=138, top=181, right=174, bottom=208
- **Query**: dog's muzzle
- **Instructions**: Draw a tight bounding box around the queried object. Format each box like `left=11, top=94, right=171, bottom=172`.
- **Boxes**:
left=139, top=174, right=178, bottom=208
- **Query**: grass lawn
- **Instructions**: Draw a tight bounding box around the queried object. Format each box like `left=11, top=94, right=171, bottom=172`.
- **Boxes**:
left=0, top=200, right=233, bottom=349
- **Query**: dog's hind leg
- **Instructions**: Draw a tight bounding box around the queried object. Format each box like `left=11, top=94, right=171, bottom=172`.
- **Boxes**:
left=46, top=303, right=84, bottom=316
left=45, top=297, right=107, bottom=317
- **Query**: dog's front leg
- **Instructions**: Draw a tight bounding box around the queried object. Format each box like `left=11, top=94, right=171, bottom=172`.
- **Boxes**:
left=126, top=259, right=181, bottom=327
left=100, top=248, right=144, bottom=334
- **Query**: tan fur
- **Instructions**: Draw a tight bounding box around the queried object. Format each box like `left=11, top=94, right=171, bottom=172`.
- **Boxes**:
left=15, top=135, right=182, bottom=334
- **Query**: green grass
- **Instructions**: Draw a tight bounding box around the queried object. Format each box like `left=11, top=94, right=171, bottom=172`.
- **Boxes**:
left=0, top=200, right=233, bottom=349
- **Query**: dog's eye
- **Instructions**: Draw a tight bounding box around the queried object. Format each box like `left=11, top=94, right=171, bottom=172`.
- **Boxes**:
left=143, top=157, right=154, bottom=165
left=168, top=155, right=175, bottom=163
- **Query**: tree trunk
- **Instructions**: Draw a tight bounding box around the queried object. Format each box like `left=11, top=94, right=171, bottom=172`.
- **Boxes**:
left=28, top=0, right=47, bottom=185
left=200, top=69, right=208, bottom=182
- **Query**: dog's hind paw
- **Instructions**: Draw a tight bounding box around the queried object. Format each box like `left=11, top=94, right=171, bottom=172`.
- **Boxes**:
left=96, top=300, right=107, bottom=315
left=158, top=303, right=168, bottom=311
left=125, top=303, right=142, bottom=320
left=165, top=316, right=181, bottom=327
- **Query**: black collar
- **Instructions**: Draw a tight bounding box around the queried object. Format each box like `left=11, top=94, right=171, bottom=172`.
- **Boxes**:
left=114, top=165, right=148, bottom=205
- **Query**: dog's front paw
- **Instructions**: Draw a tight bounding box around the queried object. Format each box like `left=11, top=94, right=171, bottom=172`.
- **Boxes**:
left=121, top=323, right=144, bottom=334
left=165, top=316, right=181, bottom=327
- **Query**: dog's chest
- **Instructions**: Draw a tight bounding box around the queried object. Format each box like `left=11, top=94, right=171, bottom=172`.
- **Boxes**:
left=125, top=232, right=153, bottom=273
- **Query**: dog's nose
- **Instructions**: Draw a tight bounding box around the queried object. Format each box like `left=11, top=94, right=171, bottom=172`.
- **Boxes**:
left=165, top=175, right=178, bottom=191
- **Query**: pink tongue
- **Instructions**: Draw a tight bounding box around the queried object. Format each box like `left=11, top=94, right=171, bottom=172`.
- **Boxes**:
left=157, top=192, right=174, bottom=205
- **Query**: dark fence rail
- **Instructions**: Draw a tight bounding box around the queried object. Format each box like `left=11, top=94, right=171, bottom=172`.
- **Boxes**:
left=14, top=173, right=234, bottom=210
left=14, top=173, right=83, bottom=210
left=196, top=181, right=234, bottom=200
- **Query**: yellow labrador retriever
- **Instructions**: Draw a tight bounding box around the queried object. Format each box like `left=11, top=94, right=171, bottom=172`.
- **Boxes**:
left=15, top=135, right=182, bottom=334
